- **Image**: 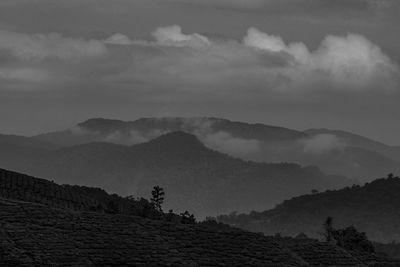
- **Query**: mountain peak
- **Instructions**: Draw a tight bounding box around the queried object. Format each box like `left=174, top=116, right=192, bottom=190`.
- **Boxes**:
left=144, top=131, right=205, bottom=149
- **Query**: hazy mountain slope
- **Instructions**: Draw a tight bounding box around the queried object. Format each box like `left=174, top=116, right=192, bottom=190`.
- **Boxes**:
left=287, top=146, right=400, bottom=182
left=0, top=131, right=350, bottom=218
left=305, top=128, right=400, bottom=162
left=34, top=117, right=307, bottom=146
left=217, top=175, right=400, bottom=243
left=32, top=117, right=400, bottom=182
left=0, top=133, right=56, bottom=150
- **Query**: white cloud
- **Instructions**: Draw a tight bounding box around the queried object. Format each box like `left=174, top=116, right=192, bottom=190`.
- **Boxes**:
left=0, top=26, right=398, bottom=94
left=243, top=28, right=399, bottom=89
left=243, top=28, right=287, bottom=52
left=103, top=33, right=136, bottom=45
left=312, top=34, right=398, bottom=86
left=152, top=25, right=210, bottom=48
left=203, top=131, right=261, bottom=156
left=300, top=134, right=345, bottom=154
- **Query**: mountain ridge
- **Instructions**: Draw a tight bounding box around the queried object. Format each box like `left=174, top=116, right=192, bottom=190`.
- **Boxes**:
left=29, top=117, right=400, bottom=182
left=0, top=131, right=350, bottom=218
left=217, top=174, right=400, bottom=243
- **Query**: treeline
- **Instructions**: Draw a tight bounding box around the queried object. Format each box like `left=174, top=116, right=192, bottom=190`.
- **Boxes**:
left=217, top=174, right=400, bottom=243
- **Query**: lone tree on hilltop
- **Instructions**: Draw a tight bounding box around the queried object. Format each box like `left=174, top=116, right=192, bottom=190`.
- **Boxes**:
left=311, top=189, right=319, bottom=194
left=180, top=211, right=196, bottom=224
left=151, top=186, right=165, bottom=212
left=321, top=216, right=375, bottom=253
left=322, top=216, right=334, bottom=243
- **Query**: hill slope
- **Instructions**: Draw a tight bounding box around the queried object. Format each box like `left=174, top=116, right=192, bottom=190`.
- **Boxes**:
left=305, top=128, right=400, bottom=162
left=217, top=175, right=400, bottom=243
left=0, top=132, right=350, bottom=218
left=1, top=169, right=398, bottom=266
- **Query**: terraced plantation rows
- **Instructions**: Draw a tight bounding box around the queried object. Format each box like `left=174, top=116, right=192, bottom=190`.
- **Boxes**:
left=1, top=168, right=400, bottom=266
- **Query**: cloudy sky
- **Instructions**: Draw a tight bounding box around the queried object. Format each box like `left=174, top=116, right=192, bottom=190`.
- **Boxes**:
left=0, top=0, right=399, bottom=144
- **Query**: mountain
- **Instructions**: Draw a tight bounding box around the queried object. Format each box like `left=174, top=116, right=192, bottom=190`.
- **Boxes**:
left=32, top=117, right=400, bottom=182
left=305, top=129, right=400, bottom=162
left=34, top=117, right=307, bottom=146
left=0, top=133, right=56, bottom=150
left=285, top=146, right=400, bottom=182
left=0, top=131, right=349, bottom=218
left=217, top=175, right=400, bottom=243
left=1, top=168, right=398, bottom=266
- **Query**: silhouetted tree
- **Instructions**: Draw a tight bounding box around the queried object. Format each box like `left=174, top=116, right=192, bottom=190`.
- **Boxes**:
left=332, top=226, right=375, bottom=253
left=166, top=209, right=174, bottom=222
left=205, top=216, right=217, bottom=222
left=150, top=186, right=165, bottom=212
left=322, top=216, right=334, bottom=243
left=321, top=217, right=375, bottom=253
left=180, top=211, right=196, bottom=224
left=311, top=189, right=319, bottom=194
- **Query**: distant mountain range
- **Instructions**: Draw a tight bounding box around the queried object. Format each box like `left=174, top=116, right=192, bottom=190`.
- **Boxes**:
left=32, top=117, right=400, bottom=182
left=0, top=130, right=349, bottom=218
left=217, top=175, right=400, bottom=243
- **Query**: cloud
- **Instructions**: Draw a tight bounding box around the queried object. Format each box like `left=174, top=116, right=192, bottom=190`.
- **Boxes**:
left=70, top=125, right=169, bottom=145
left=244, top=28, right=287, bottom=52
left=70, top=117, right=262, bottom=157
left=300, top=134, right=345, bottom=154
left=202, top=131, right=261, bottom=156
left=243, top=28, right=399, bottom=89
left=103, top=33, right=136, bottom=45
left=0, top=26, right=399, bottom=94
left=103, top=26, right=211, bottom=48
left=312, top=34, right=398, bottom=87
left=178, top=118, right=262, bottom=156
left=152, top=25, right=210, bottom=48
left=0, top=30, right=107, bottom=61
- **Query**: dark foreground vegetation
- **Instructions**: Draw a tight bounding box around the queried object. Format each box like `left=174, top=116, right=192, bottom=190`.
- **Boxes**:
left=1, top=168, right=399, bottom=266
left=217, top=174, right=400, bottom=243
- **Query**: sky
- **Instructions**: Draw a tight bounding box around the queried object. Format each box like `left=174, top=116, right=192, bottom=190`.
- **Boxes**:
left=0, top=0, right=399, bottom=145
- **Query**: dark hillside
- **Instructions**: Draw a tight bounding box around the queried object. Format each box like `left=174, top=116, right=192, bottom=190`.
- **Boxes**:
left=0, top=169, right=399, bottom=266
left=217, top=175, right=400, bottom=243
left=0, top=132, right=350, bottom=218
left=0, top=168, right=157, bottom=217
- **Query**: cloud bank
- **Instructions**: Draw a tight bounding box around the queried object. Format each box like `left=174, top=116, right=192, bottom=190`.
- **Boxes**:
left=0, top=25, right=398, bottom=94
left=300, top=134, right=345, bottom=154
left=0, top=30, right=107, bottom=61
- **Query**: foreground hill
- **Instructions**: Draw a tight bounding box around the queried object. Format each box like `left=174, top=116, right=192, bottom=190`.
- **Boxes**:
left=217, top=175, right=400, bottom=243
left=1, top=169, right=398, bottom=266
left=0, top=168, right=160, bottom=217
left=32, top=117, right=400, bottom=182
left=0, top=133, right=348, bottom=218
